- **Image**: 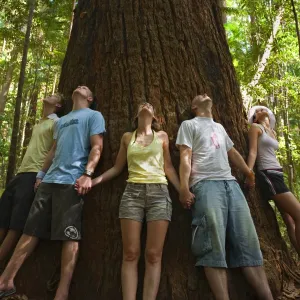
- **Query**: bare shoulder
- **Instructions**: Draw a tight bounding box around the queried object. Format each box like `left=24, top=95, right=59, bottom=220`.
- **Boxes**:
left=249, top=123, right=262, bottom=136
left=122, top=132, right=133, bottom=146
left=249, top=123, right=261, bottom=131
left=157, top=130, right=169, bottom=142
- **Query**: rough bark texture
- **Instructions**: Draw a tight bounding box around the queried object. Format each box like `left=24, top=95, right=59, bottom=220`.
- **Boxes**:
left=22, top=90, right=38, bottom=158
left=14, top=0, right=299, bottom=299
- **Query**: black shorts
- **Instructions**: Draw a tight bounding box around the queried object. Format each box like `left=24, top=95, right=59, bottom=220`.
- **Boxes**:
left=257, top=169, right=290, bottom=200
left=0, top=172, right=37, bottom=231
left=24, top=183, right=84, bottom=241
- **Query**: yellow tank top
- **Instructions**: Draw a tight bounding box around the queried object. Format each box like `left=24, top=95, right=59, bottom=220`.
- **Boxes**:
left=127, top=130, right=167, bottom=184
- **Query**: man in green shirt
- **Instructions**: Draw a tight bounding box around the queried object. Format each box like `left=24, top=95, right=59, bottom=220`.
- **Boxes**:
left=0, top=94, right=62, bottom=268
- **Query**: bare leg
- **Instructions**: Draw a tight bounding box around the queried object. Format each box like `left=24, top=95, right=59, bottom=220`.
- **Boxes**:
left=121, top=219, right=142, bottom=300
left=0, top=230, right=21, bottom=262
left=54, top=241, right=79, bottom=300
left=143, top=220, right=169, bottom=300
left=204, top=267, right=229, bottom=300
left=0, top=234, right=39, bottom=291
left=0, top=229, right=7, bottom=244
left=242, top=266, right=273, bottom=299
left=278, top=209, right=300, bottom=255
left=272, top=192, right=300, bottom=254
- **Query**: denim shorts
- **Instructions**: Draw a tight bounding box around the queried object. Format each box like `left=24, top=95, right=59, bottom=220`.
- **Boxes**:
left=119, top=183, right=172, bottom=222
left=190, top=180, right=263, bottom=268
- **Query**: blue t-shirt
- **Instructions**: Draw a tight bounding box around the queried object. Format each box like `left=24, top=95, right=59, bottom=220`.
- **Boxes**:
left=43, top=108, right=106, bottom=184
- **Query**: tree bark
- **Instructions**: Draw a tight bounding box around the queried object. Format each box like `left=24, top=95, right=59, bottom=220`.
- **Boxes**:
left=69, top=0, right=77, bottom=39
left=15, top=0, right=299, bottom=299
left=16, top=90, right=30, bottom=168
left=0, top=49, right=18, bottom=113
left=218, top=0, right=226, bottom=23
left=290, top=0, right=300, bottom=57
left=5, top=0, right=35, bottom=185
left=282, top=88, right=295, bottom=193
left=22, top=89, right=38, bottom=158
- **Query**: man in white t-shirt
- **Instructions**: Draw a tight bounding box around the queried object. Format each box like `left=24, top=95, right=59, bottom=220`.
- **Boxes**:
left=176, top=94, right=273, bottom=300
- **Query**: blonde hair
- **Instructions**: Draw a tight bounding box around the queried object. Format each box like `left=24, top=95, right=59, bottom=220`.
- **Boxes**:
left=53, top=93, right=65, bottom=117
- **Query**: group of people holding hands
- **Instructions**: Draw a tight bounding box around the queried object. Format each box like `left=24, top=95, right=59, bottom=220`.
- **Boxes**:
left=0, top=86, right=299, bottom=300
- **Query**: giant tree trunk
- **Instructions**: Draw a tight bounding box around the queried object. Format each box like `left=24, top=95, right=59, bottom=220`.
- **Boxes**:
left=15, top=0, right=299, bottom=299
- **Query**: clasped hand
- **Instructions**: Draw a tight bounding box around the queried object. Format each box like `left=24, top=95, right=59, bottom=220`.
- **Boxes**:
left=179, top=187, right=195, bottom=209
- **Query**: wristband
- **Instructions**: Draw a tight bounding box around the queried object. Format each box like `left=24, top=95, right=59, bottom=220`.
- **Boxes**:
left=36, top=171, right=46, bottom=179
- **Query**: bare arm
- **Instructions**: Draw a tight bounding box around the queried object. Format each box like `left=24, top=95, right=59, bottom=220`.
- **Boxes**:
left=179, top=145, right=195, bottom=208
left=92, top=133, right=129, bottom=186
left=41, top=141, right=57, bottom=172
left=247, top=125, right=261, bottom=170
left=179, top=145, right=192, bottom=190
left=228, top=147, right=255, bottom=187
left=160, top=131, right=180, bottom=192
left=76, top=134, right=104, bottom=195
left=86, top=135, right=104, bottom=172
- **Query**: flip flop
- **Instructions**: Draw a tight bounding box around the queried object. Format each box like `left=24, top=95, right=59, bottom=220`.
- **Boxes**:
left=0, top=287, right=16, bottom=298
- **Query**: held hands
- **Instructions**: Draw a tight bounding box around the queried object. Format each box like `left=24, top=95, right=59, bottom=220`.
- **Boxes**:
left=245, top=169, right=255, bottom=188
left=34, top=178, right=42, bottom=192
left=74, top=175, right=92, bottom=195
left=179, top=187, right=195, bottom=209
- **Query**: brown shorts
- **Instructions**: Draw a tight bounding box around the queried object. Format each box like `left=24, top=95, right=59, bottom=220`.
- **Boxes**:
left=24, top=183, right=83, bottom=241
left=119, top=183, right=172, bottom=222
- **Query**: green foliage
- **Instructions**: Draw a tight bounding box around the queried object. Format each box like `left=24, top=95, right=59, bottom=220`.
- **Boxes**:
left=0, top=0, right=72, bottom=186
left=226, top=0, right=300, bottom=256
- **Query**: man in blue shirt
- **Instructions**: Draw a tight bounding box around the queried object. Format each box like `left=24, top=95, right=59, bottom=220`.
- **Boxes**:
left=0, top=86, right=106, bottom=300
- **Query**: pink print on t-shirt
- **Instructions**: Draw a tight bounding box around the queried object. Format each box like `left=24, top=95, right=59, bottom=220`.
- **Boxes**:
left=211, top=132, right=220, bottom=149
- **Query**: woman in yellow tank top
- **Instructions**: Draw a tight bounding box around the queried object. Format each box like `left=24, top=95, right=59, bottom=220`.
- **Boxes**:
left=92, top=102, right=180, bottom=300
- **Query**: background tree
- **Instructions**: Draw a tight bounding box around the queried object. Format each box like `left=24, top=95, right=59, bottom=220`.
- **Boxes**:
left=10, top=0, right=300, bottom=299
left=225, top=0, right=300, bottom=258
left=0, top=0, right=71, bottom=187
left=6, top=0, right=36, bottom=185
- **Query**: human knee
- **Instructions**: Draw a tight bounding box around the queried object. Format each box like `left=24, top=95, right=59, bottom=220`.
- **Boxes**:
left=145, top=248, right=162, bottom=264
left=284, top=216, right=296, bottom=231
left=123, top=247, right=140, bottom=262
left=65, top=241, right=79, bottom=255
left=0, top=229, right=8, bottom=242
left=287, top=210, right=300, bottom=225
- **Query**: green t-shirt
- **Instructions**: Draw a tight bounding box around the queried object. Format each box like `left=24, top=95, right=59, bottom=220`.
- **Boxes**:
left=18, top=114, right=58, bottom=173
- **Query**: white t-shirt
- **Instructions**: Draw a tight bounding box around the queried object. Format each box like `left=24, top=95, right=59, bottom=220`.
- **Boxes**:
left=176, top=117, right=235, bottom=187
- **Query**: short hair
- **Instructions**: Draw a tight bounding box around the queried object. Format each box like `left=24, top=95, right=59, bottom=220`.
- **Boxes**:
left=193, top=94, right=211, bottom=103
left=89, top=93, right=97, bottom=110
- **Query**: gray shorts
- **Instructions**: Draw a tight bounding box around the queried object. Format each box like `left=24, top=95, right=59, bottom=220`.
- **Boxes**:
left=119, top=183, right=172, bottom=222
left=191, top=180, right=263, bottom=268
left=24, top=183, right=84, bottom=241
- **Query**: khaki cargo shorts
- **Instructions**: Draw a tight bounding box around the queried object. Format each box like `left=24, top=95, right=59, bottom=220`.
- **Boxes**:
left=119, top=183, right=172, bottom=222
